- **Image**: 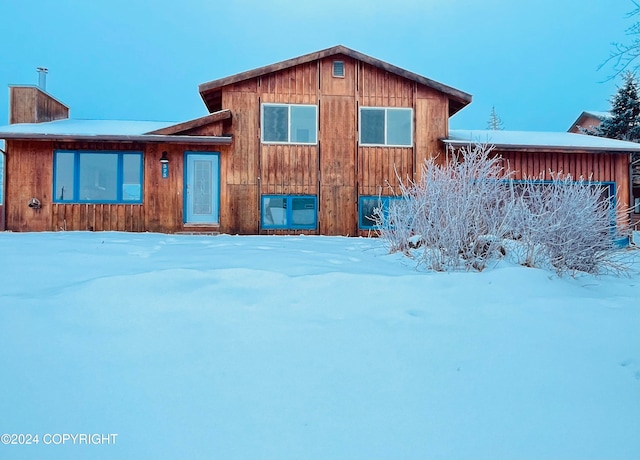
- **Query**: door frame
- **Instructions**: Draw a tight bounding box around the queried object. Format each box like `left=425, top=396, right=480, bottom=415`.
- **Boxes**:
left=183, top=151, right=220, bottom=224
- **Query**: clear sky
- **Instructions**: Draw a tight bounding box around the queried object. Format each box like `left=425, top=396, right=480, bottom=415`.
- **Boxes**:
left=0, top=0, right=636, bottom=132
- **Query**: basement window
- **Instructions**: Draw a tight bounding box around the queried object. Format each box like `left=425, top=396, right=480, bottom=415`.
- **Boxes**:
left=359, top=196, right=403, bottom=229
left=261, top=103, right=318, bottom=145
left=261, top=195, right=317, bottom=229
left=333, top=60, right=345, bottom=78
left=360, top=107, right=412, bottom=147
left=53, top=150, right=143, bottom=203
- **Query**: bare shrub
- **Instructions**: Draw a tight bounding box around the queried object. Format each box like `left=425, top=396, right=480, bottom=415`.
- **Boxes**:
left=372, top=144, right=631, bottom=275
left=511, top=173, right=630, bottom=275
left=375, top=144, right=516, bottom=271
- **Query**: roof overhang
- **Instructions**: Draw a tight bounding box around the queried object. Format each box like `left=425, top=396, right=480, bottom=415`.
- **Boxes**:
left=442, top=138, right=638, bottom=154
left=147, top=109, right=232, bottom=135
left=0, top=133, right=232, bottom=144
left=443, top=129, right=640, bottom=154
left=198, top=45, right=472, bottom=117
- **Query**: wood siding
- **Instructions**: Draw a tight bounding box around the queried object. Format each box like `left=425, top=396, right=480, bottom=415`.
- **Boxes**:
left=216, top=55, right=450, bottom=235
left=4, top=140, right=230, bottom=233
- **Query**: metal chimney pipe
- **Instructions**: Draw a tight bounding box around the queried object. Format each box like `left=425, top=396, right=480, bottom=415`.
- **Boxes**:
left=36, top=67, right=48, bottom=91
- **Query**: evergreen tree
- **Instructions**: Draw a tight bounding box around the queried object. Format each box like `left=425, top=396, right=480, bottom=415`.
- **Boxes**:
left=596, top=71, right=640, bottom=141
left=487, top=106, right=504, bottom=130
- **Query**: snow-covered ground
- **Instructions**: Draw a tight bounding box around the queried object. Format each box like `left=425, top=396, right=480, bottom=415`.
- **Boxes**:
left=0, top=231, right=639, bottom=460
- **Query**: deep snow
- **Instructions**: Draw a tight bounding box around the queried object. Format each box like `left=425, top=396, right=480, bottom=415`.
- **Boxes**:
left=0, top=232, right=639, bottom=460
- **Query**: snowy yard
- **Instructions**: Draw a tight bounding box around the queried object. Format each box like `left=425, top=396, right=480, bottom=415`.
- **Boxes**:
left=0, top=231, right=639, bottom=460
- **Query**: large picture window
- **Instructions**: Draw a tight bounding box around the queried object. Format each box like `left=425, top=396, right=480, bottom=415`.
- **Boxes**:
left=53, top=151, right=143, bottom=203
left=261, top=195, right=317, bottom=229
left=360, top=107, right=412, bottom=146
left=261, top=104, right=317, bottom=144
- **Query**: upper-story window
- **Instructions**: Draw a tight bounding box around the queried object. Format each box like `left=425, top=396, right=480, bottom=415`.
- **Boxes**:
left=261, top=103, right=318, bottom=145
left=360, top=107, right=413, bottom=147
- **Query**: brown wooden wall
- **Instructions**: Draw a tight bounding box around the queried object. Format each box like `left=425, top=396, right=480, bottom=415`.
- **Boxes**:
left=217, top=54, right=450, bottom=235
left=4, top=140, right=230, bottom=233
left=10, top=86, right=69, bottom=124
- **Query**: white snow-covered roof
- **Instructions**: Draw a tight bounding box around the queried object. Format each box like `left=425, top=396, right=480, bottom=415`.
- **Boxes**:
left=0, top=119, right=176, bottom=136
left=583, top=111, right=610, bottom=120
left=445, top=129, right=640, bottom=152
left=0, top=119, right=232, bottom=144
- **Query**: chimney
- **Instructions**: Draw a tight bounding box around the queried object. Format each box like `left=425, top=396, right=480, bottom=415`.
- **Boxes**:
left=36, top=67, right=48, bottom=91
left=9, top=68, right=69, bottom=124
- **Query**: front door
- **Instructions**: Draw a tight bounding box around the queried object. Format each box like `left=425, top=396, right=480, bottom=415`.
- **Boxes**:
left=185, top=152, right=219, bottom=224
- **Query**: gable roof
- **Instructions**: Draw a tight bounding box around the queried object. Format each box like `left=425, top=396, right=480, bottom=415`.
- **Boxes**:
left=568, top=110, right=610, bottom=133
left=444, top=129, right=640, bottom=153
left=0, top=119, right=232, bottom=144
left=198, top=45, right=472, bottom=116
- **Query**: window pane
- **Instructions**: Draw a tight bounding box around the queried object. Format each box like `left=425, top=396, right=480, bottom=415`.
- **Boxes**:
left=361, top=109, right=385, bottom=144
left=263, top=196, right=287, bottom=226
left=290, top=106, right=317, bottom=143
left=359, top=197, right=382, bottom=228
left=55, top=152, right=75, bottom=201
left=387, top=109, right=412, bottom=146
left=263, top=105, right=288, bottom=142
left=122, top=154, right=142, bottom=201
left=79, top=153, right=118, bottom=201
left=193, top=160, right=213, bottom=215
left=291, top=197, right=316, bottom=226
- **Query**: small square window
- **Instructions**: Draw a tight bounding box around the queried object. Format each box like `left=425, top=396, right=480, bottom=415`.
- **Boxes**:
left=333, top=60, right=345, bottom=78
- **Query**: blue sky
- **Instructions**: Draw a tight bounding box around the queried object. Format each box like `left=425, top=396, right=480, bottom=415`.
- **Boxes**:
left=0, top=0, right=636, bottom=132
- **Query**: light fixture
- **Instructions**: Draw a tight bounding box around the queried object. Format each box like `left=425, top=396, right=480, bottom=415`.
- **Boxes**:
left=160, top=151, right=169, bottom=163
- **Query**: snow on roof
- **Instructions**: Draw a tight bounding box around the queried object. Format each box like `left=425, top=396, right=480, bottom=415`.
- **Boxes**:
left=583, top=111, right=610, bottom=120
left=0, top=118, right=176, bottom=136
left=446, top=129, right=640, bottom=152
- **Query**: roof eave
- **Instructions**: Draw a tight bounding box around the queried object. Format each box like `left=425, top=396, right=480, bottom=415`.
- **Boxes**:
left=442, top=139, right=639, bottom=153
left=198, top=45, right=472, bottom=113
left=146, top=109, right=232, bottom=135
left=0, top=133, right=233, bottom=144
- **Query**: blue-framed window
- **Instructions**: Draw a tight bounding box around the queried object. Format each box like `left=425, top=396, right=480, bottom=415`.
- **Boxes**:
left=261, top=195, right=317, bottom=229
left=359, top=107, right=412, bottom=147
left=261, top=103, right=318, bottom=144
left=359, top=195, right=403, bottom=229
left=53, top=150, right=143, bottom=203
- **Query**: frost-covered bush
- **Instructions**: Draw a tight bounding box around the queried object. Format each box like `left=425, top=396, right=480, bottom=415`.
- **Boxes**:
left=374, top=144, right=517, bottom=271
left=511, top=174, right=627, bottom=275
left=372, top=144, right=630, bottom=275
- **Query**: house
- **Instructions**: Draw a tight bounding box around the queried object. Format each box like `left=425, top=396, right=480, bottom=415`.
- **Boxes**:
left=0, top=45, right=639, bottom=235
left=568, top=110, right=610, bottom=134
